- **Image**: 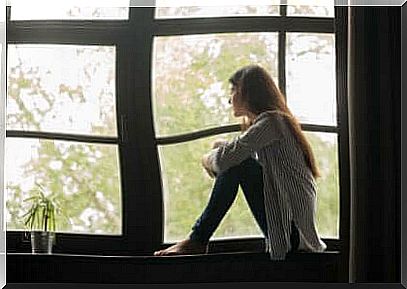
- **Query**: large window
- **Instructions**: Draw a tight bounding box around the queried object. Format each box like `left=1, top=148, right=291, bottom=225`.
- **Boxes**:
left=152, top=6, right=340, bottom=243
left=6, top=44, right=122, bottom=235
left=5, top=3, right=347, bottom=255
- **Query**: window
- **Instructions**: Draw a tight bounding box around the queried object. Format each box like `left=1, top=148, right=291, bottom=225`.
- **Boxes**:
left=286, top=33, right=336, bottom=125
left=152, top=33, right=278, bottom=137
left=151, top=32, right=279, bottom=242
left=6, top=44, right=122, bottom=235
left=6, top=3, right=347, bottom=255
left=152, top=5, right=340, bottom=243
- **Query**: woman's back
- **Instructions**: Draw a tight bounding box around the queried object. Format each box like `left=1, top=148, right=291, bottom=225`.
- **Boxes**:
left=253, top=111, right=327, bottom=259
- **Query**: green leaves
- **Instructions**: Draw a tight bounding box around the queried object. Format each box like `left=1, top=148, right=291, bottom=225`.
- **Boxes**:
left=22, top=184, right=62, bottom=232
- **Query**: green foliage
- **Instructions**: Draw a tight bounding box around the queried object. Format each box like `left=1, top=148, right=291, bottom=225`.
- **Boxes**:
left=306, top=133, right=339, bottom=238
left=22, top=184, right=62, bottom=232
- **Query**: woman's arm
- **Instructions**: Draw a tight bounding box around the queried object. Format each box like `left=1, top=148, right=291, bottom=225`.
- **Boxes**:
left=204, top=113, right=284, bottom=175
left=202, top=138, right=228, bottom=178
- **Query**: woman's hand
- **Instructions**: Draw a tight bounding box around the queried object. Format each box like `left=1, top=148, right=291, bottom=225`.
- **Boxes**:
left=202, top=153, right=216, bottom=179
left=202, top=139, right=227, bottom=179
left=211, top=139, right=227, bottom=149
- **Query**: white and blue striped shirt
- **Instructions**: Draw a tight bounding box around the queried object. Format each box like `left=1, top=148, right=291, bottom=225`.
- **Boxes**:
left=208, top=110, right=327, bottom=260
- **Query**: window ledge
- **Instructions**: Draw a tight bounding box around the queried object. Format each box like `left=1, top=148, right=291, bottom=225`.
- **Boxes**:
left=7, top=250, right=339, bottom=259
left=7, top=251, right=340, bottom=283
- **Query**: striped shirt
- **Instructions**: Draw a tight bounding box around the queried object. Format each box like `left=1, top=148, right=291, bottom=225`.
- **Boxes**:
left=207, top=110, right=327, bottom=260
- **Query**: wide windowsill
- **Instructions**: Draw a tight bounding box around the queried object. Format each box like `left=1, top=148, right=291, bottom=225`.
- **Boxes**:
left=7, top=250, right=340, bottom=261
left=6, top=231, right=340, bottom=255
left=7, top=250, right=341, bottom=283
left=7, top=233, right=342, bottom=282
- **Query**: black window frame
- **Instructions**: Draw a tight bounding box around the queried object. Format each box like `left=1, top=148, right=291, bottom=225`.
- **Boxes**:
left=5, top=5, right=349, bottom=263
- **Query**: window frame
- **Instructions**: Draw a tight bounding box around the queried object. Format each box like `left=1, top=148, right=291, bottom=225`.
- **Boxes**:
left=5, top=5, right=349, bottom=260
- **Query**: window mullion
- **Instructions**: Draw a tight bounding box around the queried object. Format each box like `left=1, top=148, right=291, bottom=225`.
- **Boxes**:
left=278, top=30, right=287, bottom=97
left=279, top=4, right=287, bottom=97
left=123, top=7, right=163, bottom=255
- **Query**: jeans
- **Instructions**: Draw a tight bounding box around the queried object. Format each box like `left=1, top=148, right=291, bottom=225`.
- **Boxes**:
left=189, top=157, right=300, bottom=252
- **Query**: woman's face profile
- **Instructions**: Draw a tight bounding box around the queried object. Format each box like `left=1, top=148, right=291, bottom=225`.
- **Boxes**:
left=229, top=84, right=247, bottom=118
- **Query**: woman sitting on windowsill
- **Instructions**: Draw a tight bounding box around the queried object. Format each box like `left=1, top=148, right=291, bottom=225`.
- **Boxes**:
left=153, top=64, right=327, bottom=260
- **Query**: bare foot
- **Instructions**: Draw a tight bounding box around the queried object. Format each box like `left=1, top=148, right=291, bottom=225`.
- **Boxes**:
left=153, top=239, right=208, bottom=256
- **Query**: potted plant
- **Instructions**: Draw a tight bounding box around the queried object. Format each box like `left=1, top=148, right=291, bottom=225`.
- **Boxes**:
left=22, top=184, right=62, bottom=254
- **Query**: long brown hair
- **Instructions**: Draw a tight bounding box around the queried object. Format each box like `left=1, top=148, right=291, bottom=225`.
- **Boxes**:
left=229, top=65, right=320, bottom=178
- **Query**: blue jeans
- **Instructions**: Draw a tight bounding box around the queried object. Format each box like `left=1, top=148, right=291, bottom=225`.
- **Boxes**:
left=189, top=157, right=300, bottom=252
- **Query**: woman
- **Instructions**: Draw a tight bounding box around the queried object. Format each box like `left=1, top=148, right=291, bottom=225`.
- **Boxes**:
left=154, top=65, right=327, bottom=260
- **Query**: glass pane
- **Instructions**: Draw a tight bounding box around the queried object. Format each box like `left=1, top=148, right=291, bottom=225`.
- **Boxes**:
left=286, top=33, right=336, bottom=125
left=155, top=4, right=279, bottom=18
left=287, top=0, right=334, bottom=17
left=10, top=1, right=129, bottom=20
left=5, top=138, right=122, bottom=235
left=152, top=32, right=278, bottom=137
left=7, top=44, right=117, bottom=137
left=304, top=131, right=339, bottom=239
left=159, top=133, right=262, bottom=243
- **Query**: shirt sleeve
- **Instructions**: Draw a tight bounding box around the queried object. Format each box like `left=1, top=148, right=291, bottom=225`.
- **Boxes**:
left=207, top=113, right=285, bottom=175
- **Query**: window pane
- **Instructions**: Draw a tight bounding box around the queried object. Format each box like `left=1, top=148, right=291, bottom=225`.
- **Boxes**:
left=159, top=134, right=262, bottom=243
left=152, top=33, right=278, bottom=137
left=7, top=44, right=117, bottom=137
left=5, top=138, right=122, bottom=235
left=287, top=0, right=334, bottom=17
left=10, top=1, right=129, bottom=20
left=155, top=4, right=279, bottom=18
left=286, top=33, right=336, bottom=125
left=304, top=131, right=339, bottom=239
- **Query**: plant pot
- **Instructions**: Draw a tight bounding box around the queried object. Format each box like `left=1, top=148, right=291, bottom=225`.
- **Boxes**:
left=30, top=231, right=55, bottom=254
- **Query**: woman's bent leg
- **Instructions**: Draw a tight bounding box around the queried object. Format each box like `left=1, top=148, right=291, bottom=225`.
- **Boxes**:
left=189, top=165, right=240, bottom=244
left=154, top=163, right=241, bottom=256
left=237, top=158, right=268, bottom=237
left=153, top=157, right=299, bottom=256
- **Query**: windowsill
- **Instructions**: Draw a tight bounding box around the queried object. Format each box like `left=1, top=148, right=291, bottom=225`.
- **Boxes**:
left=6, top=231, right=341, bottom=255
left=7, top=249, right=339, bottom=259
left=7, top=250, right=341, bottom=283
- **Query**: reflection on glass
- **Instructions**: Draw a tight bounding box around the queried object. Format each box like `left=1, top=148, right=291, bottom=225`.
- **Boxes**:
left=152, top=32, right=278, bottom=137
left=286, top=33, right=336, bottom=125
left=304, top=131, right=339, bottom=238
left=5, top=138, right=122, bottom=235
left=10, top=1, right=129, bottom=20
left=158, top=133, right=262, bottom=243
left=7, top=44, right=117, bottom=136
left=287, top=0, right=334, bottom=17
left=155, top=3, right=279, bottom=18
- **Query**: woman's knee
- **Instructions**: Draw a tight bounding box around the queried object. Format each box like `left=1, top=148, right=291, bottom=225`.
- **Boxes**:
left=218, top=158, right=261, bottom=181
